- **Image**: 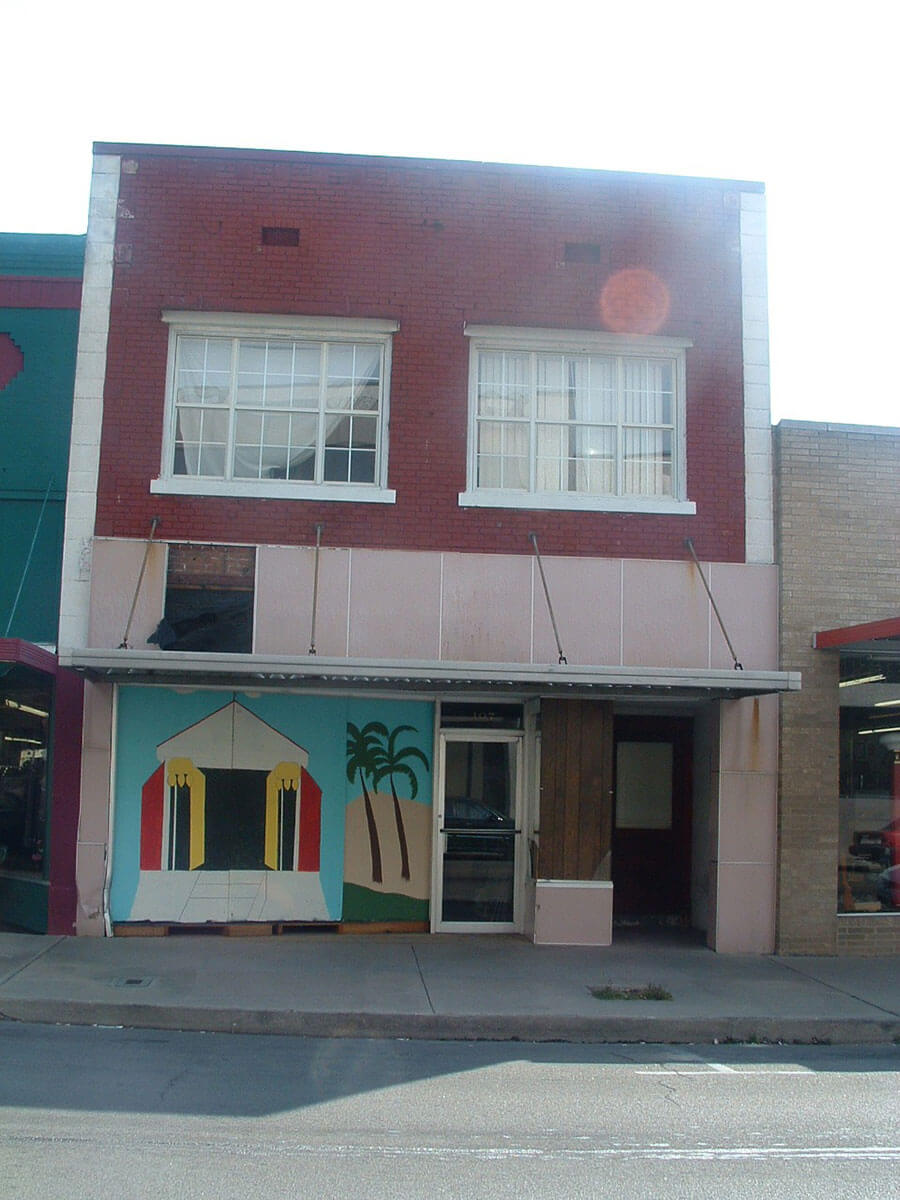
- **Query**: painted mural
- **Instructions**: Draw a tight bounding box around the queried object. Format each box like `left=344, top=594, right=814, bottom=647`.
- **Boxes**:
left=343, top=722, right=431, bottom=922
left=110, top=688, right=433, bottom=926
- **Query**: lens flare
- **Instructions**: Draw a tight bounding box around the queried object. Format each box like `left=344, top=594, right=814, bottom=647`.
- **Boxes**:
left=599, top=268, right=670, bottom=334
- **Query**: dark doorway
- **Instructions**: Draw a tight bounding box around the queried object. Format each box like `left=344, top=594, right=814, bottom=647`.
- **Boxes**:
left=203, top=768, right=267, bottom=870
left=612, top=717, right=692, bottom=919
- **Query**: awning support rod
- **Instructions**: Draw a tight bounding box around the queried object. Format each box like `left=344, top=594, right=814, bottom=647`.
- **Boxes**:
left=685, top=538, right=743, bottom=670
left=119, top=517, right=160, bottom=649
left=529, top=532, right=567, bottom=664
left=308, top=523, right=324, bottom=655
left=5, top=477, right=53, bottom=637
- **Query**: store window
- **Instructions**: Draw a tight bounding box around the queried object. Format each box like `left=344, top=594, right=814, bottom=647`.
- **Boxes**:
left=838, top=656, right=900, bottom=913
left=0, top=665, right=51, bottom=875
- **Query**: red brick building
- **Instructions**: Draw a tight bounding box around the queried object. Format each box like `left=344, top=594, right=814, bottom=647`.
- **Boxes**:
left=59, top=144, right=795, bottom=946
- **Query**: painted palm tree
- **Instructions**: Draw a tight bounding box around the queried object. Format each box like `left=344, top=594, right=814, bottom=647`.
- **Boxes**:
left=372, top=725, right=429, bottom=882
left=346, top=720, right=388, bottom=884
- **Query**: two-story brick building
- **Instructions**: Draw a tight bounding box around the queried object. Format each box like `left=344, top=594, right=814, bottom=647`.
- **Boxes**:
left=58, top=143, right=797, bottom=948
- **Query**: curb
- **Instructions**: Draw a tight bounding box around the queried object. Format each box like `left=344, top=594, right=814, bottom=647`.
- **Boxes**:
left=2, top=1001, right=899, bottom=1044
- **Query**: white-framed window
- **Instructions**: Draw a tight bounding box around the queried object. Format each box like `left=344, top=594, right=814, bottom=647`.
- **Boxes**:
left=151, top=312, right=399, bottom=503
left=459, top=325, right=695, bottom=514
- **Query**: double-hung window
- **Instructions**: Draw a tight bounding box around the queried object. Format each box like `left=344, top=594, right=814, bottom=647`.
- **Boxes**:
left=460, top=325, right=694, bottom=514
left=152, top=313, right=398, bottom=503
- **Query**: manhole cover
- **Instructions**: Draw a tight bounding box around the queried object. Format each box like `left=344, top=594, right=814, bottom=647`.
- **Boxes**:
left=108, top=976, right=155, bottom=989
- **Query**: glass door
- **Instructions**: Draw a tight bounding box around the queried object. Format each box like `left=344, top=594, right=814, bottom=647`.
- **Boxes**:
left=434, top=732, right=523, bottom=931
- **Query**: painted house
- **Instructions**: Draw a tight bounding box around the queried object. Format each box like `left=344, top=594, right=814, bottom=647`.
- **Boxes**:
left=57, top=144, right=797, bottom=948
left=776, top=420, right=900, bottom=955
left=0, top=232, right=85, bottom=933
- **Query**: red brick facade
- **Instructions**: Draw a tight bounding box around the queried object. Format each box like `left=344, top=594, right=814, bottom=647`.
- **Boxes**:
left=95, top=145, right=751, bottom=562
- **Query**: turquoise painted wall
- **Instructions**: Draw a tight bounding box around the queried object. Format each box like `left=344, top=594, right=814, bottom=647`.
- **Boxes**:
left=1, top=234, right=82, bottom=644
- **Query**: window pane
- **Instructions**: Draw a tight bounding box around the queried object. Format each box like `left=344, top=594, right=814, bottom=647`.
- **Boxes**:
left=581, top=356, right=617, bottom=422
left=323, top=447, right=350, bottom=481
left=233, top=443, right=261, bottom=478
left=623, top=358, right=673, bottom=425
left=234, top=411, right=262, bottom=445
left=198, top=445, right=226, bottom=476
left=477, top=352, right=505, bottom=417
left=266, top=343, right=293, bottom=377
left=260, top=444, right=290, bottom=479
left=536, top=356, right=566, bottom=419
left=263, top=412, right=290, bottom=446
left=325, top=380, right=353, bottom=411
left=353, top=379, right=380, bottom=412
left=622, top=428, right=672, bottom=495
left=327, top=344, right=356, bottom=379
left=288, top=448, right=315, bottom=481
left=238, top=341, right=267, bottom=375
left=355, top=346, right=381, bottom=382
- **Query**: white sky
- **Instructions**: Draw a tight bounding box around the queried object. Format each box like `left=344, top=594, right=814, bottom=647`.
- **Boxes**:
left=3, top=1, right=897, bottom=427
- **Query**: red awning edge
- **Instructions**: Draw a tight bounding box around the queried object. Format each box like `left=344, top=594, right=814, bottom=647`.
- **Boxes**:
left=813, top=617, right=900, bottom=649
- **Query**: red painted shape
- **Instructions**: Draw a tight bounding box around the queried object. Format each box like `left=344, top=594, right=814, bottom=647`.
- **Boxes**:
left=814, top=616, right=900, bottom=649
left=0, top=277, right=82, bottom=309
left=0, top=333, right=24, bottom=391
left=140, top=764, right=165, bottom=870
left=298, top=770, right=322, bottom=872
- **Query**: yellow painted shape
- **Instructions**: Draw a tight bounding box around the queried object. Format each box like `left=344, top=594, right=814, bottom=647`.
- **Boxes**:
left=189, top=769, right=206, bottom=870
left=166, top=757, right=206, bottom=870
left=265, top=762, right=301, bottom=870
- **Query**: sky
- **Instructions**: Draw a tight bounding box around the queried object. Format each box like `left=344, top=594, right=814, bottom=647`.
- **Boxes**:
left=3, top=1, right=896, bottom=428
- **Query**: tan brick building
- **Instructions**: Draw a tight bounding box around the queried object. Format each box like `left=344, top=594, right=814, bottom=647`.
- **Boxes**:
left=776, top=421, right=900, bottom=954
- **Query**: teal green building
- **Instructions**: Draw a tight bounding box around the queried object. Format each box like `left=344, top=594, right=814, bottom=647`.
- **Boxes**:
left=0, top=232, right=85, bottom=932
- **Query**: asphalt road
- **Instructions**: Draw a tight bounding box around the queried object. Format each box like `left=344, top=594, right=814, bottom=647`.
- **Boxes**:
left=0, top=1023, right=897, bottom=1198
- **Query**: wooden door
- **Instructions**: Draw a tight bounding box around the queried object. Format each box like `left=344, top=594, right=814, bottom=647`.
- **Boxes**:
left=538, top=699, right=614, bottom=880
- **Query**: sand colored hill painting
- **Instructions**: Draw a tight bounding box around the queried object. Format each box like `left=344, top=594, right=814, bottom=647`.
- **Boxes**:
left=344, top=790, right=431, bottom=899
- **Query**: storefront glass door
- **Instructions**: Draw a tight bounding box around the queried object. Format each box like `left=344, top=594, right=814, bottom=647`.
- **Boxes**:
left=434, top=733, right=523, bottom=931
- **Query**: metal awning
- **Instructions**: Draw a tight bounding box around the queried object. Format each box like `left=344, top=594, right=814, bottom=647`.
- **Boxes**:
left=814, top=617, right=900, bottom=659
left=61, top=648, right=800, bottom=700
left=0, top=638, right=59, bottom=675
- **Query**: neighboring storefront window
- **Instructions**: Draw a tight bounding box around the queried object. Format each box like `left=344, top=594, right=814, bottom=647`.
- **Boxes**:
left=838, top=656, right=900, bottom=913
left=0, top=665, right=51, bottom=875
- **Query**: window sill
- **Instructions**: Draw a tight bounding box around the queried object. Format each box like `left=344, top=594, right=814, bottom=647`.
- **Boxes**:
left=150, top=478, right=397, bottom=504
left=457, top=490, right=696, bottom=516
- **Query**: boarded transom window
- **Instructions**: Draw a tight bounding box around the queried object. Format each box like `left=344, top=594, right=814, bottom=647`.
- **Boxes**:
left=149, top=543, right=255, bottom=654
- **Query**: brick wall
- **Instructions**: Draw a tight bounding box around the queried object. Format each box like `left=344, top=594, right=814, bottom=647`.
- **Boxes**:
left=776, top=421, right=900, bottom=955
left=93, top=146, right=750, bottom=562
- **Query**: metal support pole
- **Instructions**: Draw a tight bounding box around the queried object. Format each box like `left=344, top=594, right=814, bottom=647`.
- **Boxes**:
left=529, top=532, right=567, bottom=664
left=684, top=537, right=743, bottom=670
left=5, top=477, right=53, bottom=637
left=120, top=517, right=160, bottom=649
left=308, top=523, right=324, bottom=655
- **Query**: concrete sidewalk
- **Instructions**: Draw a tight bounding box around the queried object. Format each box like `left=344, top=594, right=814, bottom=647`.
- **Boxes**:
left=0, top=930, right=898, bottom=1044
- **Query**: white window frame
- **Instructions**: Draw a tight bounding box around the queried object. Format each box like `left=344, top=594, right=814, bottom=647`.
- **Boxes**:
left=151, top=312, right=399, bottom=503
left=459, top=324, right=695, bottom=515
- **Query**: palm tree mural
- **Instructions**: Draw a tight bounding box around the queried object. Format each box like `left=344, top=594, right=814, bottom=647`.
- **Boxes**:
left=346, top=721, right=387, bottom=884
left=372, top=725, right=429, bottom=882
